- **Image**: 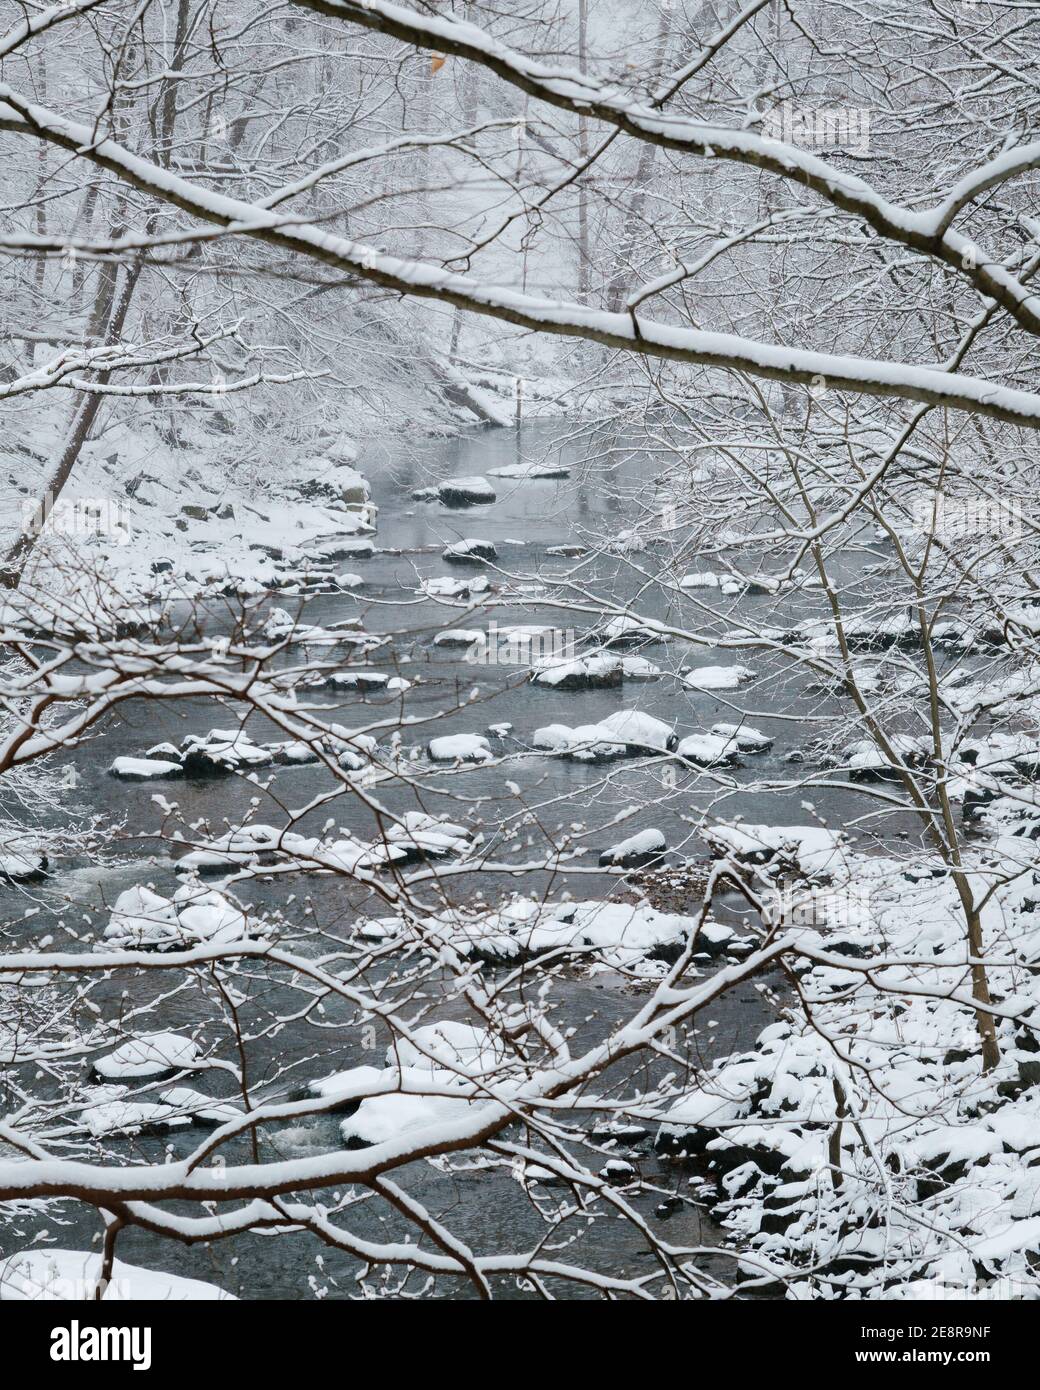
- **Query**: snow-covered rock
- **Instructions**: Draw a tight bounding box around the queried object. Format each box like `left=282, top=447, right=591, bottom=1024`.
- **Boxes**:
left=268, top=739, right=322, bottom=765
left=0, top=836, right=48, bottom=882
left=338, top=1022, right=507, bottom=1147
left=681, top=664, right=755, bottom=691
left=390, top=1020, right=506, bottom=1076
left=324, top=670, right=410, bottom=693
left=599, top=615, right=668, bottom=647
left=955, top=731, right=1040, bottom=781
left=114, top=722, right=380, bottom=779
left=158, top=1087, right=243, bottom=1126
left=315, top=537, right=375, bottom=562
left=530, top=653, right=622, bottom=690
left=263, top=607, right=380, bottom=649
left=532, top=709, right=676, bottom=760
left=621, top=656, right=662, bottom=681
left=306, top=1064, right=385, bottom=1111
left=294, top=455, right=370, bottom=507
left=80, top=1099, right=190, bottom=1137
left=680, top=570, right=746, bottom=596
left=844, top=735, right=930, bottom=781
left=173, top=822, right=289, bottom=873
left=174, top=822, right=404, bottom=876
left=482, top=624, right=561, bottom=661
left=711, top=722, right=773, bottom=753
left=843, top=608, right=916, bottom=651
left=588, top=709, right=676, bottom=754
left=322, top=1027, right=508, bottom=1131
left=93, top=1032, right=200, bottom=1081
left=107, top=755, right=184, bottom=781
left=443, top=538, right=497, bottom=564
left=179, top=729, right=274, bottom=777
left=676, top=733, right=742, bottom=768
left=385, top=811, right=474, bottom=860
left=172, top=883, right=252, bottom=944
left=599, top=828, right=667, bottom=868
left=600, top=1158, right=637, bottom=1184
left=97, top=878, right=258, bottom=956
left=680, top=571, right=721, bottom=589
left=676, top=724, right=771, bottom=767
left=427, top=733, right=493, bottom=763
left=488, top=460, right=569, bottom=479
left=98, top=884, right=178, bottom=950
left=419, top=574, right=490, bottom=598
left=340, top=1092, right=480, bottom=1147
left=444, top=896, right=712, bottom=971
left=437, top=476, right=497, bottom=506
left=704, top=822, right=845, bottom=879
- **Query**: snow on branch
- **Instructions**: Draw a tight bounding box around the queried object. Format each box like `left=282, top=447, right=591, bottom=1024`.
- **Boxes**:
left=3, top=79, right=1040, bottom=427
left=289, top=0, right=1040, bottom=339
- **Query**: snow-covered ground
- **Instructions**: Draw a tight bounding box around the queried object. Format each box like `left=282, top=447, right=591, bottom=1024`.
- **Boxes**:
left=650, top=812, right=1040, bottom=1297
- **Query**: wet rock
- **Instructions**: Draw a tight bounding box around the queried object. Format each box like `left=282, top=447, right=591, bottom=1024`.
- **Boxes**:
left=600, top=1159, right=637, bottom=1185
left=324, top=671, right=410, bottom=693
left=443, top=538, right=497, bottom=564
left=590, top=1121, right=651, bottom=1146
left=316, top=539, right=375, bottom=562
left=179, top=729, right=274, bottom=777
left=711, top=722, right=773, bottom=753
left=844, top=735, right=929, bottom=781
left=676, top=733, right=742, bottom=768
left=432, top=628, right=482, bottom=650
left=530, top=654, right=622, bottom=690
left=654, top=1196, right=685, bottom=1220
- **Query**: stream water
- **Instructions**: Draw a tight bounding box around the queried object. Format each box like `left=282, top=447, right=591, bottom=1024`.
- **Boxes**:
left=0, top=420, right=942, bottom=1298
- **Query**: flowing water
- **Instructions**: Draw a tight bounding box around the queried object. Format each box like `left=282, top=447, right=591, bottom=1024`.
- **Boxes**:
left=0, top=420, right=939, bottom=1298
